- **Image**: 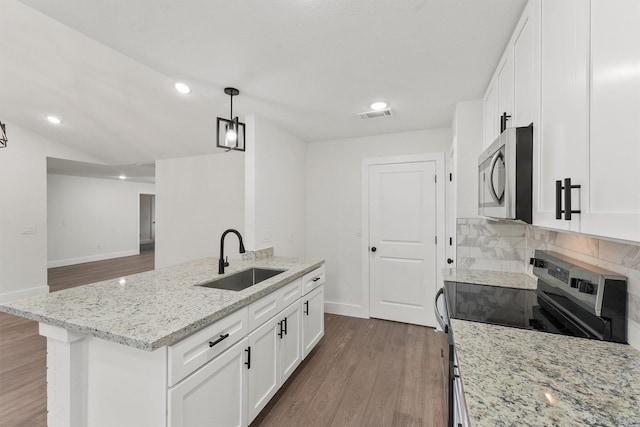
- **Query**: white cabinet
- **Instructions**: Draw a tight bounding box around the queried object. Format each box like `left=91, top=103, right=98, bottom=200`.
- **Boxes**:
left=512, top=0, right=539, bottom=128
left=581, top=0, right=640, bottom=242
left=534, top=0, right=640, bottom=242
left=247, top=292, right=304, bottom=422
left=534, top=0, right=590, bottom=232
left=302, top=285, right=324, bottom=358
left=483, top=0, right=539, bottom=149
left=247, top=316, right=279, bottom=422
left=483, top=79, right=498, bottom=149
left=168, top=338, right=249, bottom=427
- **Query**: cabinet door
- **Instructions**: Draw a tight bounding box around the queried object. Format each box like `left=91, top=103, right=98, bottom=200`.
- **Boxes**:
left=497, top=52, right=514, bottom=130
left=483, top=80, right=498, bottom=149
left=513, top=0, right=539, bottom=128
left=279, top=301, right=302, bottom=383
left=582, top=0, right=640, bottom=242
left=247, top=318, right=279, bottom=422
left=168, top=338, right=248, bottom=427
left=535, top=0, right=590, bottom=231
left=302, top=285, right=324, bottom=359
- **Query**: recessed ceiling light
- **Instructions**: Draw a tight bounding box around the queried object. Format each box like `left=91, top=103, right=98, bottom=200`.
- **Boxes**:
left=369, top=101, right=388, bottom=111
left=46, top=115, right=62, bottom=125
left=118, top=175, right=127, bottom=180
left=174, top=82, right=191, bottom=94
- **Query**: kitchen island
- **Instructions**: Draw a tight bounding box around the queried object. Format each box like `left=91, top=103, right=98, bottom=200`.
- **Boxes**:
left=0, top=255, right=325, bottom=427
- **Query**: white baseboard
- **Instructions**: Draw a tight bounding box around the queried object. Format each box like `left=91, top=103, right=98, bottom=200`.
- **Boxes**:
left=0, top=285, right=49, bottom=303
left=324, top=301, right=368, bottom=319
left=48, top=249, right=140, bottom=268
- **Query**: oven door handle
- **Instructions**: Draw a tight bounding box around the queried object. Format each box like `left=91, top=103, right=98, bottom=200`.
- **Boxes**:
left=434, top=287, right=448, bottom=333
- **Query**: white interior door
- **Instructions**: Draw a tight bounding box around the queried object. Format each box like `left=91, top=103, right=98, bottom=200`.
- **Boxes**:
left=368, top=160, right=438, bottom=327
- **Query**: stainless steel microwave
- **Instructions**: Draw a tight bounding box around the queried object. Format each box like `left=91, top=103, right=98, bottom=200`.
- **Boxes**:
left=478, top=125, right=533, bottom=223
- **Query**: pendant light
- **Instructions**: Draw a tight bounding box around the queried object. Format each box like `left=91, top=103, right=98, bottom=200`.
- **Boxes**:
left=0, top=121, right=7, bottom=148
left=216, top=87, right=245, bottom=152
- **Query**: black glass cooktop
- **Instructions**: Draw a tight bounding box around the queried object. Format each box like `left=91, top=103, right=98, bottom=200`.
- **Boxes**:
left=443, top=281, right=593, bottom=339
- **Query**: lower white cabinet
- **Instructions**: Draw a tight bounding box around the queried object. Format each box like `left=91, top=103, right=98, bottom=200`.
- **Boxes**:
left=247, top=299, right=303, bottom=422
left=247, top=316, right=280, bottom=421
left=302, top=286, right=324, bottom=358
left=168, top=338, right=249, bottom=427
left=168, top=275, right=324, bottom=427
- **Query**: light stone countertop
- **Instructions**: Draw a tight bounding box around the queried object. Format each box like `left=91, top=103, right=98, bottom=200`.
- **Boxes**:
left=0, top=256, right=324, bottom=351
left=451, top=319, right=640, bottom=426
left=443, top=268, right=537, bottom=290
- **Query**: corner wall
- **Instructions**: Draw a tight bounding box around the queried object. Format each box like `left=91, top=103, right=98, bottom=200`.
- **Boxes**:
left=244, top=115, right=306, bottom=258
left=306, top=128, right=452, bottom=317
left=0, top=122, right=102, bottom=302
left=155, top=152, right=245, bottom=269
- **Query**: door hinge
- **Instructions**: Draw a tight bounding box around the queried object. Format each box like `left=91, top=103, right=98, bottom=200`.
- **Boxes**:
left=434, top=175, right=437, bottom=183
left=449, top=237, right=453, bottom=246
left=449, top=173, right=452, bottom=182
left=435, top=236, right=437, bottom=244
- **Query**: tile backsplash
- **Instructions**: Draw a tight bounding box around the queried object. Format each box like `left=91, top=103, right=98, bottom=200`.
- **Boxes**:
left=456, top=218, right=640, bottom=349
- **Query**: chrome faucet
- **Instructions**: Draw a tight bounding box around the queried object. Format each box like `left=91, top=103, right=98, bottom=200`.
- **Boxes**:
left=219, top=229, right=246, bottom=274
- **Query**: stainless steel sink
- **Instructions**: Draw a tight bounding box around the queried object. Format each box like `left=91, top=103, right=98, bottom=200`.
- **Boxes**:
left=197, top=268, right=287, bottom=291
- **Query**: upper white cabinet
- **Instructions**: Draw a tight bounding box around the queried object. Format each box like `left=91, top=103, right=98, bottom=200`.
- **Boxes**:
left=483, top=0, right=539, bottom=148
left=535, top=0, right=589, bottom=233
left=581, top=0, right=640, bottom=241
left=534, top=0, right=640, bottom=242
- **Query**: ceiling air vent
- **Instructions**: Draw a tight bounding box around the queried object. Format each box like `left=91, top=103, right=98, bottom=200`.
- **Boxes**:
left=358, top=109, right=393, bottom=119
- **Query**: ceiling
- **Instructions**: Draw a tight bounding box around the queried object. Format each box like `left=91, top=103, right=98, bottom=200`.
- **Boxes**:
left=47, top=158, right=156, bottom=184
left=2, top=0, right=526, bottom=168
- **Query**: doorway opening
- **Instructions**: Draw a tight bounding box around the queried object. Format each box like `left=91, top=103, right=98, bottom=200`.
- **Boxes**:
left=139, top=193, right=156, bottom=252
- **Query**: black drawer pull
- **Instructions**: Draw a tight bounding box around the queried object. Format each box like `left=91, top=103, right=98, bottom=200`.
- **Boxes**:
left=312, top=277, right=321, bottom=282
left=209, top=333, right=230, bottom=347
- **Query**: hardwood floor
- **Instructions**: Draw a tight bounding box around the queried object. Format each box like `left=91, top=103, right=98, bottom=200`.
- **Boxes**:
left=0, top=250, right=155, bottom=427
left=252, top=314, right=448, bottom=427
left=1, top=251, right=447, bottom=427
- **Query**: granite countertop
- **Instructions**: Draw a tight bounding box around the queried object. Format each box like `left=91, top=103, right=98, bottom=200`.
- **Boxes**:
left=443, top=268, right=537, bottom=290
left=0, top=256, right=324, bottom=351
left=451, top=319, right=640, bottom=426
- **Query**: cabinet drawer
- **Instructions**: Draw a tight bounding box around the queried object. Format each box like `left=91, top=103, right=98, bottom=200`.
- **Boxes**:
left=168, top=307, right=249, bottom=386
left=248, top=279, right=302, bottom=330
left=302, top=265, right=325, bottom=294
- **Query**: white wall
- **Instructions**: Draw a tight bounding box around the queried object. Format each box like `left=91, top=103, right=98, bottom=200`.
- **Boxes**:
left=245, top=115, right=306, bottom=258
left=306, top=128, right=452, bottom=317
left=452, top=99, right=483, bottom=219
left=0, top=122, right=101, bottom=302
left=47, top=174, right=155, bottom=267
left=155, top=152, right=244, bottom=269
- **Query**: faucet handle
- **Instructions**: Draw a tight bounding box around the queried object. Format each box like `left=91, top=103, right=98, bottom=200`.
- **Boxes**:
left=224, top=256, right=229, bottom=267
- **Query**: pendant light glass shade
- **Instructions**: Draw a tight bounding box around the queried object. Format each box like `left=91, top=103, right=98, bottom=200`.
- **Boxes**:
left=216, top=88, right=245, bottom=152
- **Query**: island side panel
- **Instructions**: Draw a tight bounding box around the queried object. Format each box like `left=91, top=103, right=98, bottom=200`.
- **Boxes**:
left=40, top=323, right=168, bottom=427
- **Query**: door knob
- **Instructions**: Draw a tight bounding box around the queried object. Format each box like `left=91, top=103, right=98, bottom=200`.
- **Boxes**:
left=370, top=247, right=377, bottom=252
left=447, top=258, right=454, bottom=264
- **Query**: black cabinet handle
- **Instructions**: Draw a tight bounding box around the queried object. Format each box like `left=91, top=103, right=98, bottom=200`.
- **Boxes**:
left=370, top=247, right=377, bottom=252
left=245, top=346, right=251, bottom=369
left=556, top=178, right=582, bottom=220
left=500, top=112, right=512, bottom=133
left=304, top=300, right=309, bottom=316
left=312, top=277, right=321, bottom=282
left=283, top=317, right=288, bottom=336
left=555, top=180, right=563, bottom=220
left=209, top=333, right=230, bottom=347
left=278, top=320, right=284, bottom=339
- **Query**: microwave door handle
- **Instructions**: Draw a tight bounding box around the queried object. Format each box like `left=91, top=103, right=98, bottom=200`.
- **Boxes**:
left=488, top=151, right=504, bottom=204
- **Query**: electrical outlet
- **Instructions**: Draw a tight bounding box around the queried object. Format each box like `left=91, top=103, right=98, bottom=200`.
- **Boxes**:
left=22, top=225, right=37, bottom=235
